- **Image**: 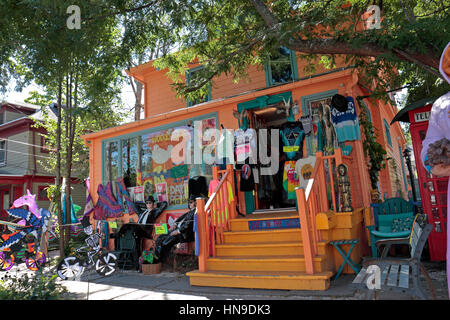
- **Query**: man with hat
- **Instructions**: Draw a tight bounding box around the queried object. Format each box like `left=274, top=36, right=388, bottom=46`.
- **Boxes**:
left=154, top=195, right=197, bottom=262
left=137, top=196, right=168, bottom=225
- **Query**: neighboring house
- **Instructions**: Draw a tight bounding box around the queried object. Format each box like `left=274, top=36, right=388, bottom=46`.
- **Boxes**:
left=0, top=101, right=85, bottom=218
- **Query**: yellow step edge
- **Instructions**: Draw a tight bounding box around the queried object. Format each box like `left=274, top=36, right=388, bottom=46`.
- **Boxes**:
left=215, top=241, right=328, bottom=248
left=187, top=270, right=333, bottom=280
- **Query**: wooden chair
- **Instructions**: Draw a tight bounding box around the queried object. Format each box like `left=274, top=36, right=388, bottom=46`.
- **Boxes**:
left=368, top=197, right=417, bottom=257
left=351, top=214, right=436, bottom=300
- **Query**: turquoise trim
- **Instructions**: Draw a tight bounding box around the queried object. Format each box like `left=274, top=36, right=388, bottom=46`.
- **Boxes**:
left=236, top=91, right=293, bottom=129
left=264, top=48, right=298, bottom=87
left=237, top=91, right=292, bottom=112
left=101, top=112, right=218, bottom=210
left=186, top=65, right=212, bottom=107
left=384, top=119, right=392, bottom=147
left=300, top=89, right=338, bottom=156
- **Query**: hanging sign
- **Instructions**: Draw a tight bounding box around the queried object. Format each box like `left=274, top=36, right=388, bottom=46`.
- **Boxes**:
left=155, top=223, right=168, bottom=235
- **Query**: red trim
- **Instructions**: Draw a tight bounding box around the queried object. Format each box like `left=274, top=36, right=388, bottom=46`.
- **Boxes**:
left=0, top=118, right=32, bottom=137
left=0, top=104, right=37, bottom=115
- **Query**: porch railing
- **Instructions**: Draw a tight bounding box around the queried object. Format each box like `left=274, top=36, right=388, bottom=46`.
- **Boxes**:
left=196, top=164, right=236, bottom=272
left=296, top=148, right=344, bottom=274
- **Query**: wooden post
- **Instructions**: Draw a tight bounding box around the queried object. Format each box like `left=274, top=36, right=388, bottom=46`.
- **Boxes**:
left=296, top=187, right=315, bottom=275
left=196, top=198, right=208, bottom=272
left=226, top=164, right=237, bottom=219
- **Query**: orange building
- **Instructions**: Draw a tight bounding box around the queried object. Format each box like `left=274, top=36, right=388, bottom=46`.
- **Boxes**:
left=82, top=48, right=409, bottom=290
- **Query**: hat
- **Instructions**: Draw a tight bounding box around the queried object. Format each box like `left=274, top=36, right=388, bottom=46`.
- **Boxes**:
left=146, top=196, right=155, bottom=203
left=331, top=94, right=348, bottom=112
left=81, top=215, right=91, bottom=228
left=188, top=195, right=197, bottom=202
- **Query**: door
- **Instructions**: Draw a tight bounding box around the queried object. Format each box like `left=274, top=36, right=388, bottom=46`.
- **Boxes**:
left=0, top=189, right=10, bottom=218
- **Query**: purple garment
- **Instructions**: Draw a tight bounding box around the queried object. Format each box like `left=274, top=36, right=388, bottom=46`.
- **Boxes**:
left=420, top=41, right=450, bottom=297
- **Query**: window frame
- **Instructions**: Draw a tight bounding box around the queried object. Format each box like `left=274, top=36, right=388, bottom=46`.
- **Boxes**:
left=186, top=66, right=212, bottom=107
left=0, top=139, right=6, bottom=166
left=264, top=47, right=299, bottom=87
left=384, top=119, right=393, bottom=148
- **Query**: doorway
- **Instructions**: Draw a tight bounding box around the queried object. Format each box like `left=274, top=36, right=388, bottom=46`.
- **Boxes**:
left=246, top=104, right=305, bottom=211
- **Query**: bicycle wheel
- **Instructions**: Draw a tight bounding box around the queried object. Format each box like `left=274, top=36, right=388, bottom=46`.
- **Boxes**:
left=95, top=252, right=117, bottom=276
left=25, top=251, right=46, bottom=271
left=56, top=256, right=84, bottom=280
left=0, top=251, right=15, bottom=271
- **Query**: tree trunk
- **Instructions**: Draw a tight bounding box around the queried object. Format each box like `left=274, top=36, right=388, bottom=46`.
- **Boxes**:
left=56, top=77, right=64, bottom=256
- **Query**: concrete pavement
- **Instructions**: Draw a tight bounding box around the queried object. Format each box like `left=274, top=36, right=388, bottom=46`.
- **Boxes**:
left=57, top=261, right=449, bottom=300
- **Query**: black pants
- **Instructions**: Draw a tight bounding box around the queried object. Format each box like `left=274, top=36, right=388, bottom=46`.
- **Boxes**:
left=155, top=233, right=184, bottom=262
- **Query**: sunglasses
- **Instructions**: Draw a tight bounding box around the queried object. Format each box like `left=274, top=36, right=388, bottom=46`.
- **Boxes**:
left=146, top=201, right=155, bottom=205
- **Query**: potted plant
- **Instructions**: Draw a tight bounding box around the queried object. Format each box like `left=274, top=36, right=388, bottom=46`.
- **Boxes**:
left=139, top=249, right=162, bottom=275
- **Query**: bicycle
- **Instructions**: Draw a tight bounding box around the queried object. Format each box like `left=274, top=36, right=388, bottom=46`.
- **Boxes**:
left=0, top=232, right=47, bottom=272
left=56, top=218, right=117, bottom=280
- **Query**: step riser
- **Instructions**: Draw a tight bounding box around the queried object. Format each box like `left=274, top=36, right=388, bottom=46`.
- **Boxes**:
left=230, top=218, right=299, bottom=231
left=207, top=259, right=326, bottom=273
left=223, top=231, right=302, bottom=244
left=215, top=245, right=326, bottom=257
left=189, top=275, right=330, bottom=291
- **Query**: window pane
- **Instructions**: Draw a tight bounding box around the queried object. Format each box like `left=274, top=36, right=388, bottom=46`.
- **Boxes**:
left=270, top=47, right=294, bottom=84
left=105, top=141, right=119, bottom=183
left=0, top=141, right=5, bottom=163
left=122, top=137, right=138, bottom=188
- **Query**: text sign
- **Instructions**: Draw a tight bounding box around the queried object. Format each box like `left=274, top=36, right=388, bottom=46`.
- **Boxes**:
left=414, top=111, right=430, bottom=123
left=155, top=223, right=168, bottom=235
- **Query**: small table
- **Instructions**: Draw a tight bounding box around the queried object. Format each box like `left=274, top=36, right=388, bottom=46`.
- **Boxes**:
left=330, top=239, right=361, bottom=280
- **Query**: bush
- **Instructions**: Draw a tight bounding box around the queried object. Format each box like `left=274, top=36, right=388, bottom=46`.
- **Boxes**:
left=0, top=271, right=68, bottom=300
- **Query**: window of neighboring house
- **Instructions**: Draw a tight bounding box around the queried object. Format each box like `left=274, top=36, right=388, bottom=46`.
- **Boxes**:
left=37, top=186, right=49, bottom=201
left=384, top=119, right=393, bottom=147
left=186, top=66, right=212, bottom=107
left=40, top=135, right=50, bottom=153
left=265, top=47, right=298, bottom=87
left=0, top=140, right=6, bottom=166
left=0, top=113, right=4, bottom=125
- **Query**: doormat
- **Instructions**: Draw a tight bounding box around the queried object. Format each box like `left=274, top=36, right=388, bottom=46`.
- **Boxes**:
left=248, top=218, right=300, bottom=230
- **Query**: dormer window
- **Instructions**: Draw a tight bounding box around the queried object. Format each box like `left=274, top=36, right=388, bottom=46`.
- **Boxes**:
left=264, top=47, right=298, bottom=87
left=0, top=140, right=6, bottom=166
left=186, top=66, right=212, bottom=107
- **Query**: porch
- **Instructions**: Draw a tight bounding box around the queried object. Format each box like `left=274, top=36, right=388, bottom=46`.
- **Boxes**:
left=187, top=148, right=370, bottom=290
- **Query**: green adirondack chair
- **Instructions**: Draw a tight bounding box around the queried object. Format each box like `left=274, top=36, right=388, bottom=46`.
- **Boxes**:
left=367, top=197, right=416, bottom=257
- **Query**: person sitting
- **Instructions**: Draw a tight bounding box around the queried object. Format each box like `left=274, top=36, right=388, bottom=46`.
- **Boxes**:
left=137, top=196, right=168, bottom=225
left=154, top=195, right=197, bottom=262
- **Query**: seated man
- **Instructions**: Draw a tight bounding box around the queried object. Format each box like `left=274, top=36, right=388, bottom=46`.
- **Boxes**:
left=154, top=195, right=197, bottom=262
left=138, top=196, right=168, bottom=225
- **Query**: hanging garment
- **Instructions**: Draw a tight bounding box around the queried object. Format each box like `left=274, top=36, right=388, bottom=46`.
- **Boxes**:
left=330, top=96, right=361, bottom=143
left=234, top=128, right=257, bottom=165
left=283, top=160, right=300, bottom=200
left=116, top=178, right=138, bottom=216
left=280, top=125, right=305, bottom=160
left=240, top=164, right=255, bottom=192
left=316, top=119, right=326, bottom=153
left=295, top=156, right=317, bottom=189
left=82, top=181, right=95, bottom=219
left=94, top=183, right=123, bottom=220
left=189, top=176, right=208, bottom=199
left=62, top=195, right=79, bottom=225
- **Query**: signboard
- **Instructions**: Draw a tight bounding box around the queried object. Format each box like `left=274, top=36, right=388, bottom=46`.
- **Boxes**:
left=155, top=223, right=168, bottom=235
left=413, top=111, right=430, bottom=123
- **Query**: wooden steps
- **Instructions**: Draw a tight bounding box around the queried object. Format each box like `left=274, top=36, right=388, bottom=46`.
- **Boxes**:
left=187, top=210, right=334, bottom=291
left=187, top=270, right=333, bottom=291
left=207, top=255, right=328, bottom=272
left=215, top=240, right=328, bottom=257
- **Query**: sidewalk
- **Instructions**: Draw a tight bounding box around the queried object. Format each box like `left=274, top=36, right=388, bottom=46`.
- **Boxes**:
left=56, top=259, right=449, bottom=300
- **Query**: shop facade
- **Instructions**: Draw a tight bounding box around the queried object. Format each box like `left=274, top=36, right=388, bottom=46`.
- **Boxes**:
left=82, top=51, right=409, bottom=289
